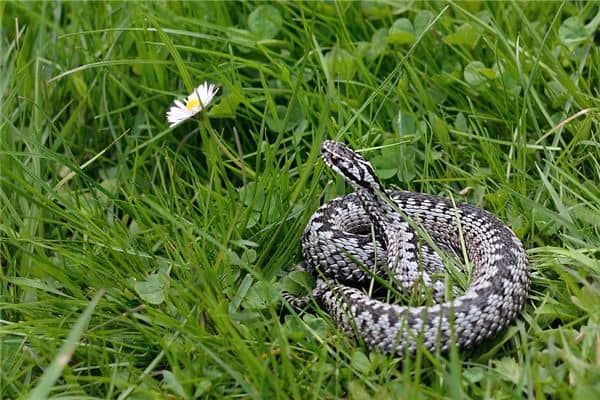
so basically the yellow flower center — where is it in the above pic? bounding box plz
[186,99,200,111]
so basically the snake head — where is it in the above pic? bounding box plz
[321,140,381,191]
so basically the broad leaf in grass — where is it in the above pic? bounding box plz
[265,101,305,133]
[414,10,434,37]
[371,142,417,183]
[248,5,283,40]
[444,22,480,47]
[558,16,592,46]
[464,61,496,88]
[323,47,356,80]
[134,266,170,305]
[366,28,388,61]
[388,18,414,44]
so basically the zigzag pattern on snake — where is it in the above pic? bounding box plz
[286,140,529,354]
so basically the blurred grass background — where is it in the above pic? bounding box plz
[1,1,600,398]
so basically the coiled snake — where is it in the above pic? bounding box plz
[286,141,529,354]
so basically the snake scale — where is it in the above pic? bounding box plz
[286,140,529,354]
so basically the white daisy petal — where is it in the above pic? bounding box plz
[165,81,219,127]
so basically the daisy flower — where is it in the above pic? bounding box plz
[166,81,219,127]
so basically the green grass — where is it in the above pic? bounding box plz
[1,1,600,398]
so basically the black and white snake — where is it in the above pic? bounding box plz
[286,140,529,354]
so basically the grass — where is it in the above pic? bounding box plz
[1,1,600,398]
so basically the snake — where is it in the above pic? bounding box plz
[286,140,529,354]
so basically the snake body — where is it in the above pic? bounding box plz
[292,141,529,354]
